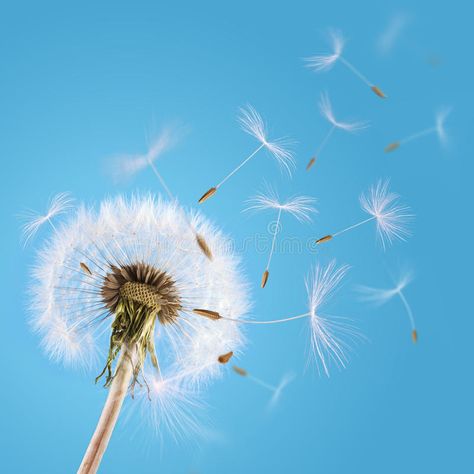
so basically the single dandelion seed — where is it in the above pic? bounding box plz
[218,351,234,364]
[194,261,360,376]
[306,92,368,170]
[245,185,317,288]
[28,195,250,471]
[109,126,214,260]
[198,105,295,203]
[232,365,295,409]
[385,107,452,153]
[376,12,411,56]
[357,268,417,343]
[305,29,387,98]
[315,179,413,250]
[20,192,74,246]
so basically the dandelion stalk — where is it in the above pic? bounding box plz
[78,346,135,474]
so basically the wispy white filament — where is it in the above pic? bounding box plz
[20,192,75,246]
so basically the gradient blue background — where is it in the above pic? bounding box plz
[1,1,471,473]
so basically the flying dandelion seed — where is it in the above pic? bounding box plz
[108,126,214,260]
[305,29,387,98]
[385,107,452,153]
[376,12,411,56]
[20,192,75,246]
[306,92,368,170]
[28,195,250,472]
[245,185,317,288]
[193,261,361,376]
[198,105,295,204]
[315,179,413,250]
[232,365,295,409]
[357,268,417,343]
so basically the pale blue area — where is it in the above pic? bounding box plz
[0,1,472,473]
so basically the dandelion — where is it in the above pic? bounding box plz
[315,179,413,249]
[385,107,452,153]
[376,12,411,56]
[198,105,295,204]
[193,261,361,376]
[232,365,295,409]
[306,92,368,170]
[305,29,387,98]
[357,268,417,343]
[108,126,214,260]
[245,185,317,288]
[28,195,249,471]
[20,192,74,245]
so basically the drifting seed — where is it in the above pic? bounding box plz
[192,308,221,320]
[233,366,248,377]
[196,234,213,260]
[384,142,400,153]
[261,270,269,288]
[316,234,333,244]
[306,157,316,171]
[411,329,418,343]
[218,351,234,364]
[80,262,92,276]
[371,85,387,98]
[198,187,217,204]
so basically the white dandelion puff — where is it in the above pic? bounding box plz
[232,365,295,410]
[307,93,368,170]
[20,192,75,246]
[385,107,452,152]
[305,29,345,71]
[357,268,417,342]
[245,185,317,287]
[29,194,250,470]
[198,105,295,204]
[315,179,413,250]
[305,29,387,98]
[204,261,360,377]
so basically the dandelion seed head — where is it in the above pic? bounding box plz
[245,185,317,223]
[238,105,296,176]
[319,92,369,132]
[304,29,345,72]
[306,261,358,377]
[29,194,249,434]
[360,180,413,249]
[20,192,75,246]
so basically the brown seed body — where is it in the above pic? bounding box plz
[412,329,418,343]
[306,157,316,171]
[192,308,222,320]
[80,262,93,276]
[218,351,234,364]
[371,85,387,98]
[316,234,333,245]
[261,270,269,288]
[196,234,213,260]
[198,187,217,204]
[233,366,248,377]
[384,142,400,153]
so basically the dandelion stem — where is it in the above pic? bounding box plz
[266,208,282,271]
[332,216,375,238]
[216,143,265,188]
[221,312,310,325]
[78,346,134,474]
[316,125,336,157]
[398,290,416,331]
[147,159,175,202]
[339,56,372,87]
[399,127,436,145]
[248,374,277,392]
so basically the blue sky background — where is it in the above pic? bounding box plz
[0,1,472,473]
